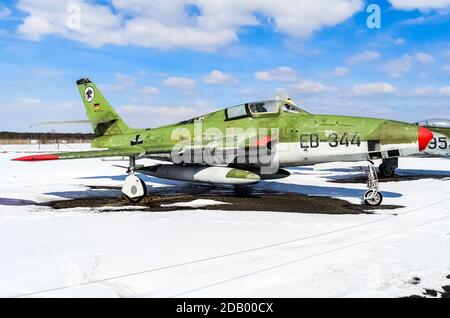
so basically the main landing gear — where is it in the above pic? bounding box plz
[378,157,398,178]
[121,156,147,203]
[363,161,383,206]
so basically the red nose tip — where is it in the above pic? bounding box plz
[418,127,433,151]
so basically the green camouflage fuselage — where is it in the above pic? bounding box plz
[90,100,421,166]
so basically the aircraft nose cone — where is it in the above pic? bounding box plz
[418,127,433,151]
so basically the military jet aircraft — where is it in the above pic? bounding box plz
[13,78,434,206]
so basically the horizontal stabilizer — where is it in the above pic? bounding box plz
[29,119,116,128]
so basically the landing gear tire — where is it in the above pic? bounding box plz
[378,158,398,178]
[128,178,147,203]
[363,189,383,206]
[378,163,395,178]
[122,174,147,204]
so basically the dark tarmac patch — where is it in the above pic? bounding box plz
[407,285,450,298]
[405,275,450,298]
[40,189,402,214]
[332,173,450,184]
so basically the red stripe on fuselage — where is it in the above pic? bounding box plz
[256,136,272,147]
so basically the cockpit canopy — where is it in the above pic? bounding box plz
[416,119,450,129]
[225,99,307,120]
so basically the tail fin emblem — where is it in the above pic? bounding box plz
[84,87,95,102]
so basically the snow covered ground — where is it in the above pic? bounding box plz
[0,145,449,298]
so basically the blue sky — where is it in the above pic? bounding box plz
[0,0,449,132]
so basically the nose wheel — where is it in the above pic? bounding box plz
[363,161,383,206]
[363,189,383,206]
[121,156,147,203]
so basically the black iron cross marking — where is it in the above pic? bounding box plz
[131,134,143,146]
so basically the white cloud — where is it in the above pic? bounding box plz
[390,85,450,97]
[415,52,434,64]
[204,70,234,84]
[443,64,450,75]
[120,104,206,126]
[401,16,427,25]
[331,66,350,77]
[100,74,136,92]
[163,76,196,89]
[383,53,434,77]
[14,97,41,107]
[292,80,328,94]
[383,55,413,77]
[0,5,11,19]
[16,0,364,51]
[274,88,291,100]
[439,86,450,95]
[394,38,406,45]
[121,105,199,117]
[255,66,299,82]
[389,0,450,10]
[8,97,75,110]
[352,82,398,95]
[347,50,381,64]
[409,86,437,96]
[140,86,160,95]
[99,74,161,95]
[30,67,63,78]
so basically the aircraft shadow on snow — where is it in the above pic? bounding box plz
[53,172,403,200]
[259,181,402,199]
[44,165,450,201]
[46,163,450,199]
[36,167,450,201]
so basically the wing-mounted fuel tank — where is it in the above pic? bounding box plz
[137,165,261,185]
[227,164,291,180]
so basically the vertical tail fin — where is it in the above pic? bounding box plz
[76,78,130,137]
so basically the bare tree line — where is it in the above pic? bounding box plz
[0,132,94,144]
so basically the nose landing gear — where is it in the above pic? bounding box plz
[121,156,147,203]
[363,161,383,206]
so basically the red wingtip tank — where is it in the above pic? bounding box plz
[12,154,60,161]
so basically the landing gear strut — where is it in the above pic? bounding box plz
[121,156,147,203]
[378,157,398,178]
[363,161,383,206]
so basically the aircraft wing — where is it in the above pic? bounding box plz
[143,134,274,163]
[12,147,145,161]
[11,134,274,162]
